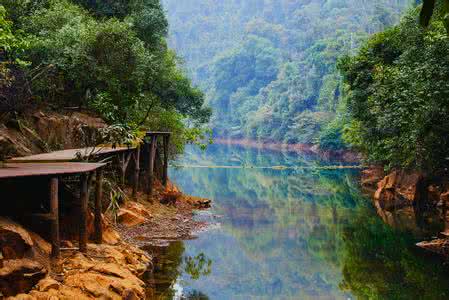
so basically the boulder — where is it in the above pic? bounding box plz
[35,277,60,292]
[0,218,34,259]
[125,202,152,219]
[62,249,146,299]
[0,259,47,297]
[374,170,423,210]
[86,243,150,276]
[117,209,147,227]
[103,225,121,245]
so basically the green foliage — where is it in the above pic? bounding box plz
[340,8,449,170]
[318,119,348,150]
[2,0,211,154]
[163,0,412,145]
[340,206,449,299]
[0,5,32,116]
[419,0,449,31]
[183,253,212,280]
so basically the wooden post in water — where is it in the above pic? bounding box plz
[79,174,89,252]
[94,169,103,244]
[132,146,140,198]
[50,177,60,258]
[147,135,157,197]
[162,134,171,187]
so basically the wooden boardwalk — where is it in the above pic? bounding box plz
[8,146,134,163]
[0,131,172,259]
[0,162,105,178]
[0,162,106,258]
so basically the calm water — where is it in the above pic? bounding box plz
[152,144,449,299]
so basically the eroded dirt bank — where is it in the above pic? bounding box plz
[0,109,106,159]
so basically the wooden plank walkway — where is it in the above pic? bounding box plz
[0,162,106,258]
[0,131,173,258]
[8,147,134,163]
[0,162,105,178]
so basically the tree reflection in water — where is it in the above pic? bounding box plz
[143,242,212,299]
[153,144,449,299]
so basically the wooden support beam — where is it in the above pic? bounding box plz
[50,177,60,258]
[162,134,170,187]
[147,135,157,197]
[132,146,140,198]
[94,169,103,244]
[79,174,89,253]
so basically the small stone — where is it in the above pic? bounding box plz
[117,209,146,227]
[36,277,60,292]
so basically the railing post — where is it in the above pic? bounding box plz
[133,146,140,198]
[94,169,103,244]
[147,135,157,197]
[50,177,60,258]
[79,173,89,252]
[162,134,170,187]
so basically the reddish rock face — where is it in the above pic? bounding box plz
[373,170,424,211]
[361,167,385,188]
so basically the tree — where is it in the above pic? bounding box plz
[339,8,449,171]
[2,0,211,153]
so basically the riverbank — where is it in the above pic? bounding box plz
[3,180,211,299]
[213,138,361,163]
[0,109,213,298]
[361,167,449,257]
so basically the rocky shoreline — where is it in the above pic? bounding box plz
[1,182,211,299]
[361,167,449,257]
[0,109,212,299]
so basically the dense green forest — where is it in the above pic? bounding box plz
[0,0,210,152]
[162,0,414,146]
[340,3,449,171]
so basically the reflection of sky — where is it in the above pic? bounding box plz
[169,145,361,299]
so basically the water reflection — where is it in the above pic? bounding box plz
[152,144,449,299]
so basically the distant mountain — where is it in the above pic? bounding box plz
[162,0,413,144]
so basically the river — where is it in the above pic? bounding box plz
[151,144,449,299]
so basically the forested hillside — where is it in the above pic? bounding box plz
[162,0,413,146]
[1,0,210,154]
[340,3,449,171]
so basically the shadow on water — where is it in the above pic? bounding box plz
[145,144,449,299]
